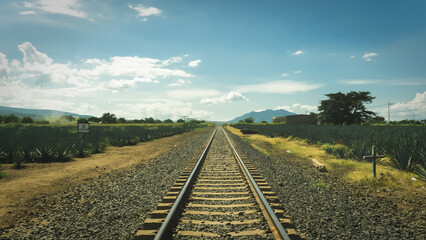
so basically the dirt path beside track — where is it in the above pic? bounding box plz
[0,130,205,229]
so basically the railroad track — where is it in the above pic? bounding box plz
[135,127,303,239]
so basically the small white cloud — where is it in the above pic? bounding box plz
[292,103,317,112]
[188,59,202,68]
[350,56,355,59]
[275,103,317,113]
[237,80,321,94]
[19,11,36,15]
[362,52,378,61]
[341,79,381,85]
[23,0,88,18]
[281,73,288,78]
[201,92,248,105]
[129,4,162,18]
[342,79,425,86]
[168,79,191,87]
[291,50,303,56]
[293,70,302,74]
[162,57,182,66]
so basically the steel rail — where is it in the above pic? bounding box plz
[154,127,217,240]
[222,127,291,240]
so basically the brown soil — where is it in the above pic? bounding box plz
[0,130,204,229]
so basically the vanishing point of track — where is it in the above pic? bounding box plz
[135,127,302,239]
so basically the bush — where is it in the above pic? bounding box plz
[35,120,50,124]
[21,116,34,124]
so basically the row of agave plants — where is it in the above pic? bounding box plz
[0,124,205,169]
[231,124,426,180]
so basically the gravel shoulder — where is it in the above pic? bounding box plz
[226,128,425,240]
[0,127,214,239]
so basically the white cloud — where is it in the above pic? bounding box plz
[0,80,75,110]
[168,79,191,87]
[162,57,182,66]
[129,4,162,18]
[188,59,202,68]
[19,11,36,15]
[105,79,137,90]
[390,91,426,120]
[23,0,87,18]
[362,52,378,61]
[75,103,96,115]
[84,56,192,79]
[350,56,356,59]
[275,103,317,113]
[293,70,302,74]
[0,42,197,114]
[341,79,382,85]
[166,89,220,100]
[342,79,425,86]
[201,92,248,105]
[291,50,303,56]
[281,73,288,78]
[0,53,9,81]
[116,100,210,120]
[237,80,322,94]
[105,77,160,92]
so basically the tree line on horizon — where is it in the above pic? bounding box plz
[0,112,205,125]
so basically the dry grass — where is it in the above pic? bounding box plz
[226,126,424,190]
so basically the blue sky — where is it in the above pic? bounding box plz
[0,0,425,121]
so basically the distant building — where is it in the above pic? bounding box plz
[273,114,317,124]
[272,116,286,123]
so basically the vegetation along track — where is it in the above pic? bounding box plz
[136,127,303,239]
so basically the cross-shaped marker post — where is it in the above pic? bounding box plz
[363,146,384,178]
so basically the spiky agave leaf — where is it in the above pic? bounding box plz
[334,146,349,159]
[350,141,371,161]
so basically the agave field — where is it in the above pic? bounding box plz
[0,123,206,169]
[231,123,426,180]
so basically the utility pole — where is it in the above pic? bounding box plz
[387,102,393,123]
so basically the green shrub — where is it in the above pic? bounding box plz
[334,146,349,159]
[323,146,334,155]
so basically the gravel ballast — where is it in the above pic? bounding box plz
[0,128,213,240]
[226,129,425,240]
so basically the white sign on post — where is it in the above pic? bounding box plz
[77,123,90,134]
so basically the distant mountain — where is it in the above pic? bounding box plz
[0,106,93,120]
[228,109,296,123]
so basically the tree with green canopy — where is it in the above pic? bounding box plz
[101,113,117,123]
[318,91,376,125]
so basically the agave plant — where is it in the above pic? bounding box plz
[322,146,334,155]
[12,150,25,169]
[35,143,54,163]
[350,142,371,161]
[74,134,87,158]
[53,141,74,162]
[333,146,349,159]
[383,136,417,171]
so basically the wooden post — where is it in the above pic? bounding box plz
[363,146,384,178]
